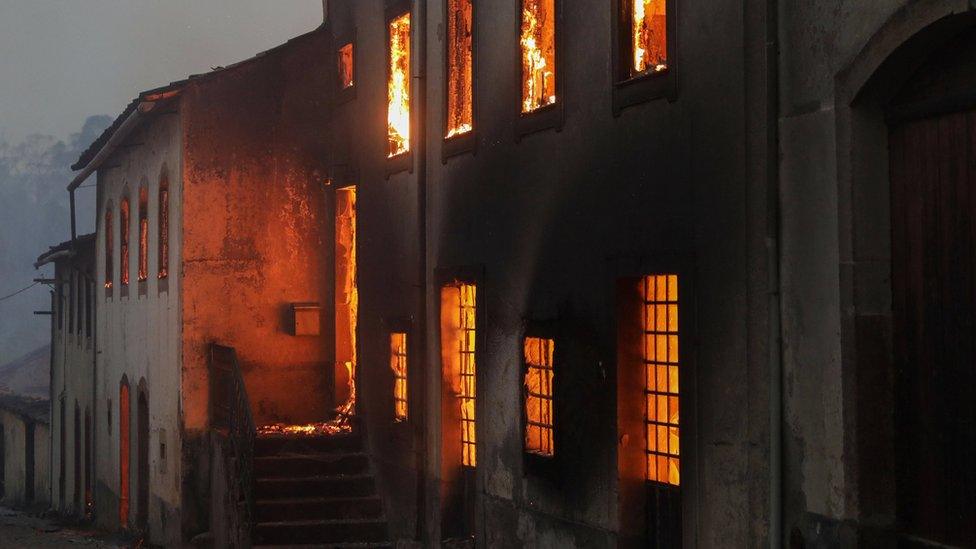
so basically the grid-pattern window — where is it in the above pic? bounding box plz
[446,0,473,137]
[120,197,130,286]
[339,43,354,89]
[458,283,477,467]
[104,208,113,289]
[388,13,411,157]
[628,0,667,77]
[391,332,408,421]
[524,337,554,457]
[158,178,169,279]
[520,0,556,112]
[643,274,679,485]
[138,187,148,282]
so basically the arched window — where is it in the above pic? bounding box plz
[137,186,148,282]
[120,196,130,287]
[119,378,130,527]
[104,206,113,289]
[158,171,169,280]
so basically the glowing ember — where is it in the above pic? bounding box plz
[445,0,473,138]
[632,0,668,75]
[388,14,411,157]
[520,0,556,113]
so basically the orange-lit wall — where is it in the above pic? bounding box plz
[180,29,335,430]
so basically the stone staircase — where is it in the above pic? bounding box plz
[251,430,391,548]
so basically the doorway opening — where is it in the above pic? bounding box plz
[137,387,149,531]
[119,379,130,527]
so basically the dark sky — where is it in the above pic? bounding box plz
[0,0,322,142]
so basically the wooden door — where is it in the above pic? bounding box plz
[889,109,976,546]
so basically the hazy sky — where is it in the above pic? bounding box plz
[0,0,322,143]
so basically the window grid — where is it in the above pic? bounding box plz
[458,283,477,468]
[643,274,680,486]
[391,332,408,421]
[524,337,554,457]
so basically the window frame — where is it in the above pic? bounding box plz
[442,0,478,161]
[157,168,170,293]
[610,0,678,114]
[104,202,114,298]
[119,190,131,298]
[386,316,413,424]
[520,320,561,481]
[336,32,357,105]
[137,184,149,294]
[385,2,414,176]
[515,0,564,139]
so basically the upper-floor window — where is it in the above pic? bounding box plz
[158,175,169,280]
[138,186,148,282]
[628,0,668,77]
[520,0,557,113]
[339,43,355,89]
[388,13,411,157]
[104,207,114,289]
[445,0,473,138]
[119,196,130,287]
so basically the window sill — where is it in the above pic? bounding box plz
[158,276,169,295]
[442,131,476,162]
[386,150,413,177]
[612,68,676,115]
[516,103,563,141]
[336,85,356,106]
[120,285,129,299]
[138,279,147,297]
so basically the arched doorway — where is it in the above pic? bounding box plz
[136,386,149,531]
[119,378,130,528]
[886,27,976,547]
[74,402,81,513]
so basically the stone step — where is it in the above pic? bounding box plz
[255,474,375,500]
[253,518,388,546]
[254,496,383,522]
[255,452,370,478]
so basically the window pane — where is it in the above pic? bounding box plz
[388,14,411,157]
[520,0,556,112]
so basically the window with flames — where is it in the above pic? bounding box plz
[458,283,477,467]
[138,187,148,282]
[524,336,554,457]
[446,0,473,138]
[628,0,668,77]
[158,178,169,280]
[104,208,113,289]
[643,274,679,485]
[388,14,411,157]
[520,0,557,113]
[120,197,130,286]
[391,332,408,421]
[339,43,354,89]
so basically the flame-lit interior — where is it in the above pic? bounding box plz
[120,197,130,286]
[446,0,473,138]
[104,209,113,288]
[524,337,554,457]
[631,0,667,76]
[441,282,478,468]
[158,182,169,279]
[138,186,148,282]
[391,332,408,421]
[339,43,354,89]
[643,274,680,485]
[520,0,557,113]
[388,14,411,157]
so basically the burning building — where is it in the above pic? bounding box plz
[36,0,976,547]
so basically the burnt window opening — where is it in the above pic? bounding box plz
[445,0,473,138]
[643,275,680,485]
[339,43,355,89]
[119,379,130,527]
[120,196,130,287]
[524,336,554,457]
[138,186,148,282]
[520,0,557,113]
[85,279,92,338]
[158,176,169,280]
[391,332,408,421]
[388,13,411,157]
[335,187,358,417]
[104,207,114,289]
[68,273,75,335]
[456,283,477,467]
[627,0,667,78]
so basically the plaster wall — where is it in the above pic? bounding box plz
[0,412,49,509]
[94,112,183,546]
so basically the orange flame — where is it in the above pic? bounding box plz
[632,0,668,75]
[257,361,356,437]
[445,0,473,138]
[388,14,411,157]
[520,0,556,113]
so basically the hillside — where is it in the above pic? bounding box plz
[0,344,49,398]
